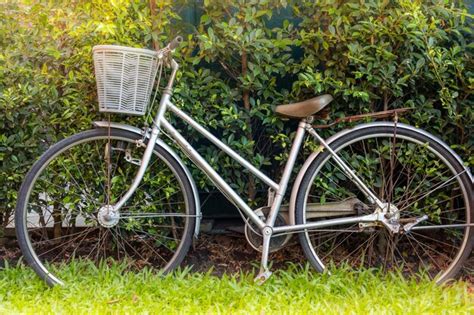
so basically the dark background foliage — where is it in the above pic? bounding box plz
[1,0,472,232]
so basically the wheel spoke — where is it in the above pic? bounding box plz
[19,130,194,285]
[300,127,471,282]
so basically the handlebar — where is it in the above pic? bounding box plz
[156,36,183,60]
[168,36,183,50]
[156,36,182,73]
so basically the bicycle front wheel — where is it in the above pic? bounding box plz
[295,124,473,283]
[15,128,196,286]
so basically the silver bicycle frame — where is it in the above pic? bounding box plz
[112,58,386,234]
[98,53,472,282]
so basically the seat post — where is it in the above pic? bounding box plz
[256,117,309,284]
[265,118,308,228]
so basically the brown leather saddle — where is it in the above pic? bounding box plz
[275,94,333,119]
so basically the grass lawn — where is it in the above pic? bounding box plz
[0,262,472,314]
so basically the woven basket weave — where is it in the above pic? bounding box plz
[92,45,159,116]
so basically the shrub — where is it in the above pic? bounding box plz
[0,0,472,231]
[0,0,174,227]
[293,0,473,155]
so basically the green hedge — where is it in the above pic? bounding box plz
[1,0,472,229]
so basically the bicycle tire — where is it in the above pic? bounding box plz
[15,128,196,286]
[295,125,473,283]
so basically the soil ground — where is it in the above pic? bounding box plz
[0,231,305,274]
[1,231,472,283]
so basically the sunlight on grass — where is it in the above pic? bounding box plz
[0,261,472,314]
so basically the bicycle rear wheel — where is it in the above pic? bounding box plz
[15,128,196,286]
[295,124,473,283]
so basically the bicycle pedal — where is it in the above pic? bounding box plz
[254,270,272,285]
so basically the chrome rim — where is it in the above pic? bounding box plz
[303,131,471,282]
[21,133,191,284]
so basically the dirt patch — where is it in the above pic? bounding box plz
[183,233,305,276]
[0,237,21,268]
[1,233,472,284]
[0,232,305,273]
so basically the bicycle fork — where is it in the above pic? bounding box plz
[110,95,170,213]
[110,60,179,213]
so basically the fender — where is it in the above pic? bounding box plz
[288,122,473,225]
[93,121,201,237]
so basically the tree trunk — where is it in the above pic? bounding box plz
[149,0,161,50]
[53,202,62,240]
[241,49,256,201]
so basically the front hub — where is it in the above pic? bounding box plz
[97,205,120,228]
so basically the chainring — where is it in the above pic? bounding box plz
[244,207,292,253]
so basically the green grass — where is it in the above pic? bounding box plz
[0,262,472,314]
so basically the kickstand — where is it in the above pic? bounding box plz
[254,227,273,285]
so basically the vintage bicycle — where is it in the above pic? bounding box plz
[15,37,473,286]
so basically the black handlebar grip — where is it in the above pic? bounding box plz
[168,36,183,50]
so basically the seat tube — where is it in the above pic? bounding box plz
[266,119,307,227]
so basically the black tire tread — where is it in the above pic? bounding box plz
[295,125,473,282]
[15,128,196,286]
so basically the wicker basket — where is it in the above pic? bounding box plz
[92,45,159,116]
